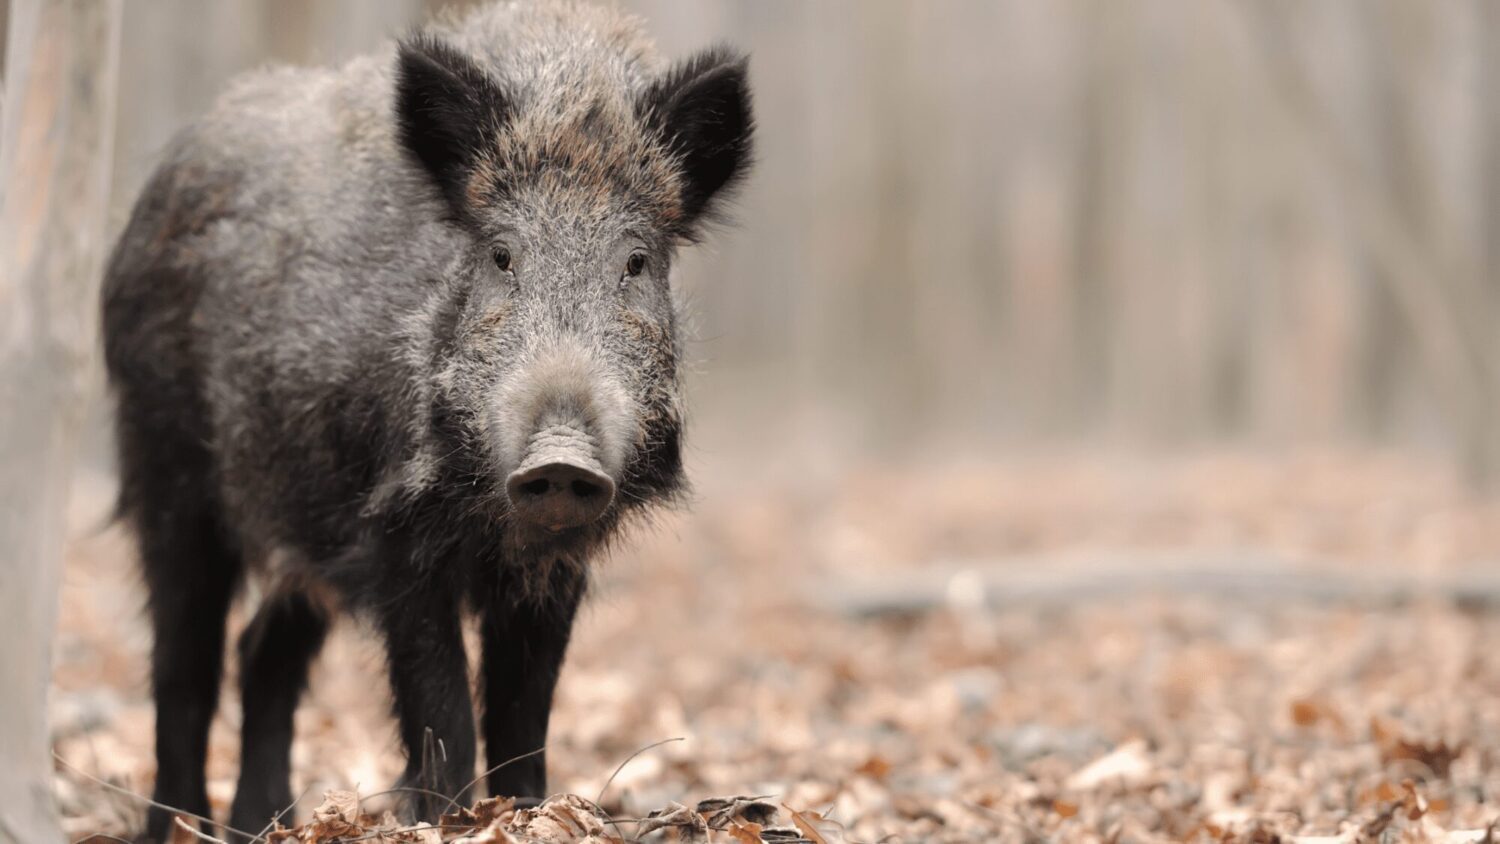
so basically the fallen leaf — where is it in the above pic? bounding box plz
[854,755,892,782]
[784,807,830,844]
[636,801,706,838]
[513,794,610,842]
[1290,699,1322,727]
[1400,780,1427,821]
[1383,737,1463,779]
[727,818,764,844]
[693,796,780,831]
[311,789,361,826]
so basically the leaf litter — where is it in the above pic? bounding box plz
[50,452,1500,842]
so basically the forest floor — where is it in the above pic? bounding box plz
[51,449,1500,843]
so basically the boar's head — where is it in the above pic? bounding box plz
[393,33,752,550]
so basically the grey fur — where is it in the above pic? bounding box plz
[107,0,752,588]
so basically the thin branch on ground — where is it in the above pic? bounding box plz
[255,783,312,840]
[53,752,263,843]
[175,816,230,844]
[358,784,465,813]
[596,736,684,806]
[455,744,549,804]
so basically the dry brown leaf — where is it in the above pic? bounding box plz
[783,807,830,844]
[473,796,518,828]
[387,823,443,844]
[1290,698,1322,727]
[513,794,611,842]
[1384,738,1463,779]
[311,789,361,826]
[1400,780,1428,821]
[1288,698,1349,738]
[441,797,525,843]
[727,819,764,844]
[636,802,706,839]
[442,806,480,829]
[697,796,780,829]
[854,755,892,782]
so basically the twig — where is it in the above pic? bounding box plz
[71,836,134,844]
[359,784,467,813]
[455,744,549,804]
[596,737,684,805]
[84,730,137,834]
[255,783,312,840]
[175,816,230,844]
[53,752,263,843]
[559,792,637,843]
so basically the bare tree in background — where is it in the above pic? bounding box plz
[0,1,121,841]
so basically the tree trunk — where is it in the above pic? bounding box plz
[0,1,122,841]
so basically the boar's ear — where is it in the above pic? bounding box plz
[395,35,509,211]
[641,47,754,234]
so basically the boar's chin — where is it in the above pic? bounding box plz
[501,508,618,561]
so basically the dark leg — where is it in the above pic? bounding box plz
[138,504,240,842]
[380,582,477,821]
[480,569,585,799]
[227,591,329,837]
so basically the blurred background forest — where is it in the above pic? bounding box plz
[50,0,1500,481]
[18,2,1500,841]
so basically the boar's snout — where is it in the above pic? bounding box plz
[504,424,616,531]
[491,342,634,530]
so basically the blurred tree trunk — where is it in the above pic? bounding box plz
[1247,0,1498,486]
[1483,1,1500,392]
[1073,0,1127,433]
[0,1,121,841]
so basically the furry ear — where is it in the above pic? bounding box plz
[640,47,755,233]
[395,36,509,211]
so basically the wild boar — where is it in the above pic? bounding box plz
[100,2,753,838]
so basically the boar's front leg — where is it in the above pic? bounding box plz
[228,591,330,837]
[379,578,477,821]
[480,567,586,800]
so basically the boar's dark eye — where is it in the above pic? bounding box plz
[493,247,513,272]
[623,251,647,279]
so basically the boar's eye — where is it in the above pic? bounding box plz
[493,246,513,272]
[623,251,647,281]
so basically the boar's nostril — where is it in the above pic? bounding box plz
[505,459,615,530]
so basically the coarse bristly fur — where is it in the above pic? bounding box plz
[99,2,753,840]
